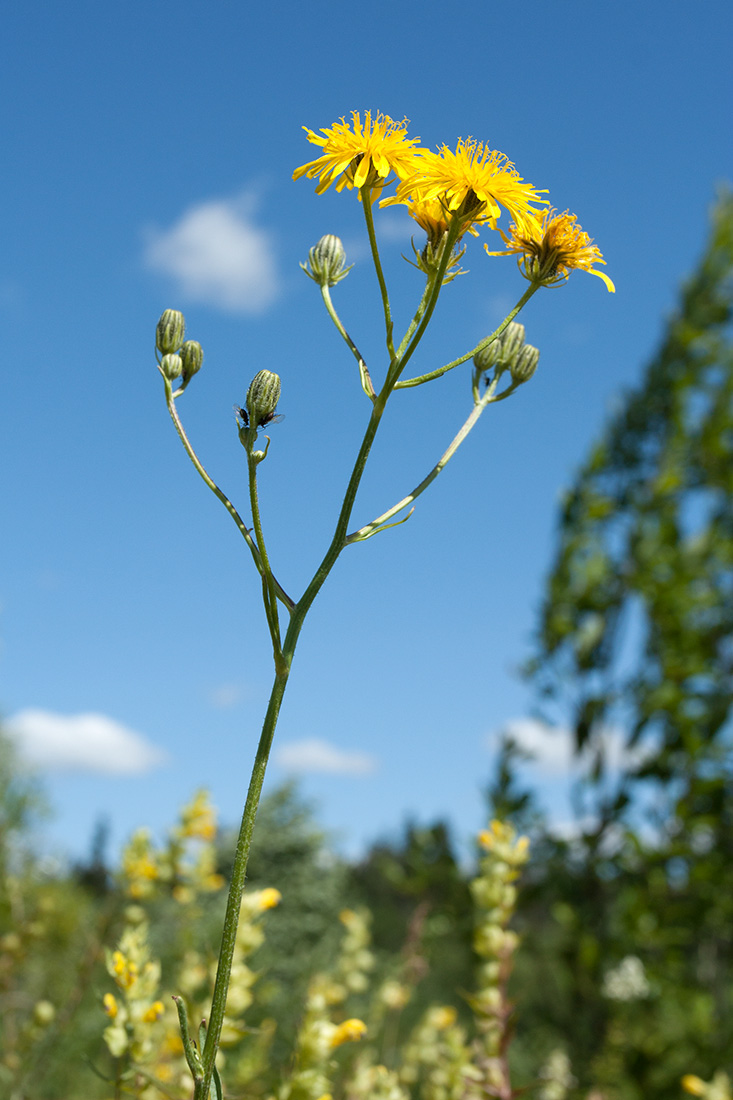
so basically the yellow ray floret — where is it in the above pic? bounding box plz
[487,208,615,292]
[293,111,424,196]
[389,138,546,233]
[330,1018,368,1047]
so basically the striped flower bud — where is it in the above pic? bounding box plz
[496,322,526,369]
[301,234,353,287]
[156,309,186,355]
[246,370,281,429]
[510,343,540,384]
[473,322,526,376]
[180,340,204,384]
[160,353,183,381]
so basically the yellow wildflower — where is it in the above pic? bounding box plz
[121,828,159,898]
[330,1018,367,1047]
[293,111,424,198]
[486,207,615,292]
[401,195,481,252]
[112,950,138,989]
[681,1077,707,1096]
[430,1005,457,1030]
[257,887,282,910]
[390,138,546,234]
[179,790,217,841]
[142,1000,165,1023]
[103,992,118,1018]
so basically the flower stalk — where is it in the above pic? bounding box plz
[153,109,613,1099]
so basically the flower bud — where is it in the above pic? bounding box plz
[496,322,526,369]
[301,234,353,287]
[160,353,183,381]
[33,1000,56,1026]
[510,343,540,384]
[246,369,281,429]
[473,322,526,376]
[472,337,500,373]
[180,340,204,384]
[476,987,503,1013]
[156,309,186,355]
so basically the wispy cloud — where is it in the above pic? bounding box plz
[7,709,167,776]
[143,192,279,314]
[496,716,648,776]
[275,738,377,776]
[208,682,245,710]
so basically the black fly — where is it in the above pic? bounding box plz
[234,406,285,430]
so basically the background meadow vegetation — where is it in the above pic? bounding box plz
[2,195,732,1100]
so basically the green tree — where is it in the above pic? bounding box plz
[530,190,733,824]
[519,191,733,1098]
[348,820,474,1031]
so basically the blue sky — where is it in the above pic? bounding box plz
[2,0,732,863]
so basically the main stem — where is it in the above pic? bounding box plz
[199,666,290,1096]
[195,215,491,1098]
[199,389,392,1098]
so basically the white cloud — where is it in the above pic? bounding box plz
[275,738,377,776]
[496,717,649,776]
[208,683,245,710]
[143,193,278,314]
[6,709,167,776]
[501,717,576,775]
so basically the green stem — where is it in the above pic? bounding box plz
[245,435,283,665]
[362,186,395,357]
[395,283,539,388]
[320,285,376,399]
[197,389,395,1099]
[346,372,505,544]
[387,218,464,385]
[199,666,290,1097]
[163,378,295,613]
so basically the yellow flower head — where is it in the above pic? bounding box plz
[330,1018,367,1048]
[487,208,615,292]
[179,790,217,841]
[142,1000,165,1023]
[293,111,424,199]
[681,1077,707,1097]
[112,950,139,989]
[257,887,282,911]
[103,992,118,1018]
[401,195,483,253]
[391,138,546,234]
[430,1005,458,1030]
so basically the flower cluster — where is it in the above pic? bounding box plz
[119,789,225,902]
[345,1058,408,1100]
[281,909,372,1100]
[601,954,651,1001]
[103,887,282,1098]
[538,1049,577,1100]
[103,917,166,1075]
[469,821,530,1096]
[682,1072,732,1100]
[294,110,613,291]
[399,1005,480,1100]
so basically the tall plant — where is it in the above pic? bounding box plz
[153,110,614,1098]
